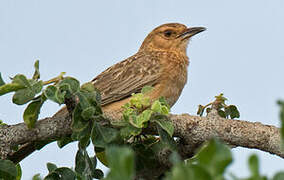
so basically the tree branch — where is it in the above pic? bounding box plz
[169,112,282,158]
[0,109,282,163]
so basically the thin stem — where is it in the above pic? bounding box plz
[43,72,66,85]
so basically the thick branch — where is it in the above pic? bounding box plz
[0,110,282,162]
[0,114,72,160]
[169,113,282,158]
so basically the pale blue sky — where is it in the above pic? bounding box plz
[1,0,284,179]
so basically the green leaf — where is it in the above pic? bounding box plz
[151,100,170,115]
[248,154,260,177]
[75,148,100,179]
[164,163,212,180]
[169,151,181,165]
[130,109,152,128]
[75,149,86,174]
[80,92,102,116]
[159,96,170,109]
[156,125,176,151]
[105,146,135,180]
[15,164,21,180]
[44,173,60,180]
[76,91,91,110]
[273,172,284,180]
[45,167,76,180]
[122,105,134,122]
[47,163,57,173]
[84,150,97,178]
[77,125,92,149]
[23,96,46,129]
[81,106,95,120]
[58,83,71,96]
[193,139,232,178]
[81,83,102,107]
[72,128,91,148]
[90,156,97,169]
[44,85,65,104]
[95,147,108,167]
[154,117,174,137]
[141,85,153,94]
[81,82,95,92]
[0,74,32,97]
[161,105,170,115]
[0,159,17,180]
[58,77,80,94]
[91,122,118,148]
[215,93,227,103]
[225,105,240,119]
[12,74,30,87]
[141,97,151,107]
[57,136,74,148]
[43,85,57,101]
[0,119,6,126]
[13,81,43,105]
[120,125,142,138]
[32,174,42,180]
[71,105,89,132]
[0,83,25,96]
[33,60,40,80]
[130,93,143,109]
[31,80,44,93]
[151,100,162,113]
[0,72,5,86]
[93,169,104,179]
[218,110,226,118]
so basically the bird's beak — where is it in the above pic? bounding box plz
[179,27,206,39]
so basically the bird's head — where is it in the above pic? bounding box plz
[139,23,205,54]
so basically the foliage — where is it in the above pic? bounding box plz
[0,61,105,179]
[0,160,21,180]
[119,86,173,138]
[0,61,284,180]
[42,147,103,180]
[197,93,240,119]
[164,139,231,180]
[104,146,135,180]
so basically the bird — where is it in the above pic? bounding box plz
[55,23,206,120]
[10,23,205,163]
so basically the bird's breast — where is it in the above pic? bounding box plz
[156,53,188,107]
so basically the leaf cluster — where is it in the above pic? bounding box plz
[41,147,103,180]
[103,139,284,180]
[0,60,66,128]
[197,93,240,119]
[119,86,173,139]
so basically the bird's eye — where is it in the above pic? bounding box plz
[164,30,173,37]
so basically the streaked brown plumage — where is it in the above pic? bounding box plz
[55,23,205,119]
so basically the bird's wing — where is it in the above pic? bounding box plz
[92,52,161,106]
